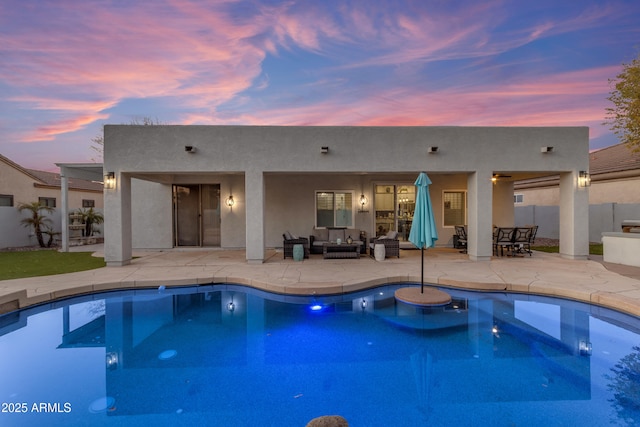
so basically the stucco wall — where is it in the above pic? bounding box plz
[103,125,590,262]
[516,176,640,207]
[588,178,640,204]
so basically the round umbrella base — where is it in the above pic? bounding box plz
[395,287,452,307]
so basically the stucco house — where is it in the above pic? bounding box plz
[94,125,590,266]
[0,154,103,249]
[515,142,640,242]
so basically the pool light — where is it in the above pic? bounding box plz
[310,304,323,311]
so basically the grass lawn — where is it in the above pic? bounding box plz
[531,243,603,255]
[0,250,105,280]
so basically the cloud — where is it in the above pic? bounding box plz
[0,0,636,166]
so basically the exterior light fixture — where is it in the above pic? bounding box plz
[578,171,591,188]
[579,340,592,356]
[541,146,553,153]
[226,195,235,208]
[428,146,438,153]
[106,352,119,370]
[104,172,116,190]
[321,146,329,154]
[358,194,369,213]
[185,145,196,153]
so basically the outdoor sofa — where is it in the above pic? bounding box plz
[309,227,365,254]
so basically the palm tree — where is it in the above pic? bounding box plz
[17,202,55,247]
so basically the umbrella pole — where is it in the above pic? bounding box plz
[421,247,424,293]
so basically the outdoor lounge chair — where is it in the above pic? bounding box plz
[282,233,309,259]
[454,225,467,253]
[369,231,400,258]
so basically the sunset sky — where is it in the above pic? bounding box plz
[1,0,639,171]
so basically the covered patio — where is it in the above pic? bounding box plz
[98,125,590,266]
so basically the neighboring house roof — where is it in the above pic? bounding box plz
[0,153,103,192]
[515,142,640,189]
[589,142,640,176]
[0,153,46,184]
[26,168,103,192]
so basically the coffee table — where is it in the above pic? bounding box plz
[322,242,360,259]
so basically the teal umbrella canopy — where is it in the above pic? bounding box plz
[409,172,438,250]
[408,172,438,293]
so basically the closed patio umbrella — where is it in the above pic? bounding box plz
[408,172,438,293]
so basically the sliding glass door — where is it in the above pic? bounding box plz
[173,184,220,247]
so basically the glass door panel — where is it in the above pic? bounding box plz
[374,185,395,238]
[201,184,221,246]
[174,185,199,246]
[397,185,415,242]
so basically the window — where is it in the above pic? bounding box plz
[38,197,56,208]
[443,191,466,227]
[82,199,95,208]
[315,191,353,228]
[0,194,13,207]
[514,194,524,204]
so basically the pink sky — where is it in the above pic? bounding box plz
[1,0,638,171]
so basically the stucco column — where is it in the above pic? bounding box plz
[559,172,589,259]
[60,173,69,252]
[467,170,493,261]
[104,172,132,266]
[245,169,265,263]
[492,180,514,227]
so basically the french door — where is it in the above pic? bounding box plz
[373,184,415,241]
[173,184,221,247]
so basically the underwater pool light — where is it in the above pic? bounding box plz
[310,304,323,311]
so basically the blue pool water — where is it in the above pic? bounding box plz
[1,283,639,426]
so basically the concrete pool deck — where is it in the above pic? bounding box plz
[1,246,640,317]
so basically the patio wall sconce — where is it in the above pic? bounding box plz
[578,171,591,187]
[225,195,235,208]
[540,146,554,153]
[104,172,116,190]
[321,146,329,154]
[185,145,197,153]
[428,146,438,154]
[358,194,369,213]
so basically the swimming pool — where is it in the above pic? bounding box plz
[1,283,639,426]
